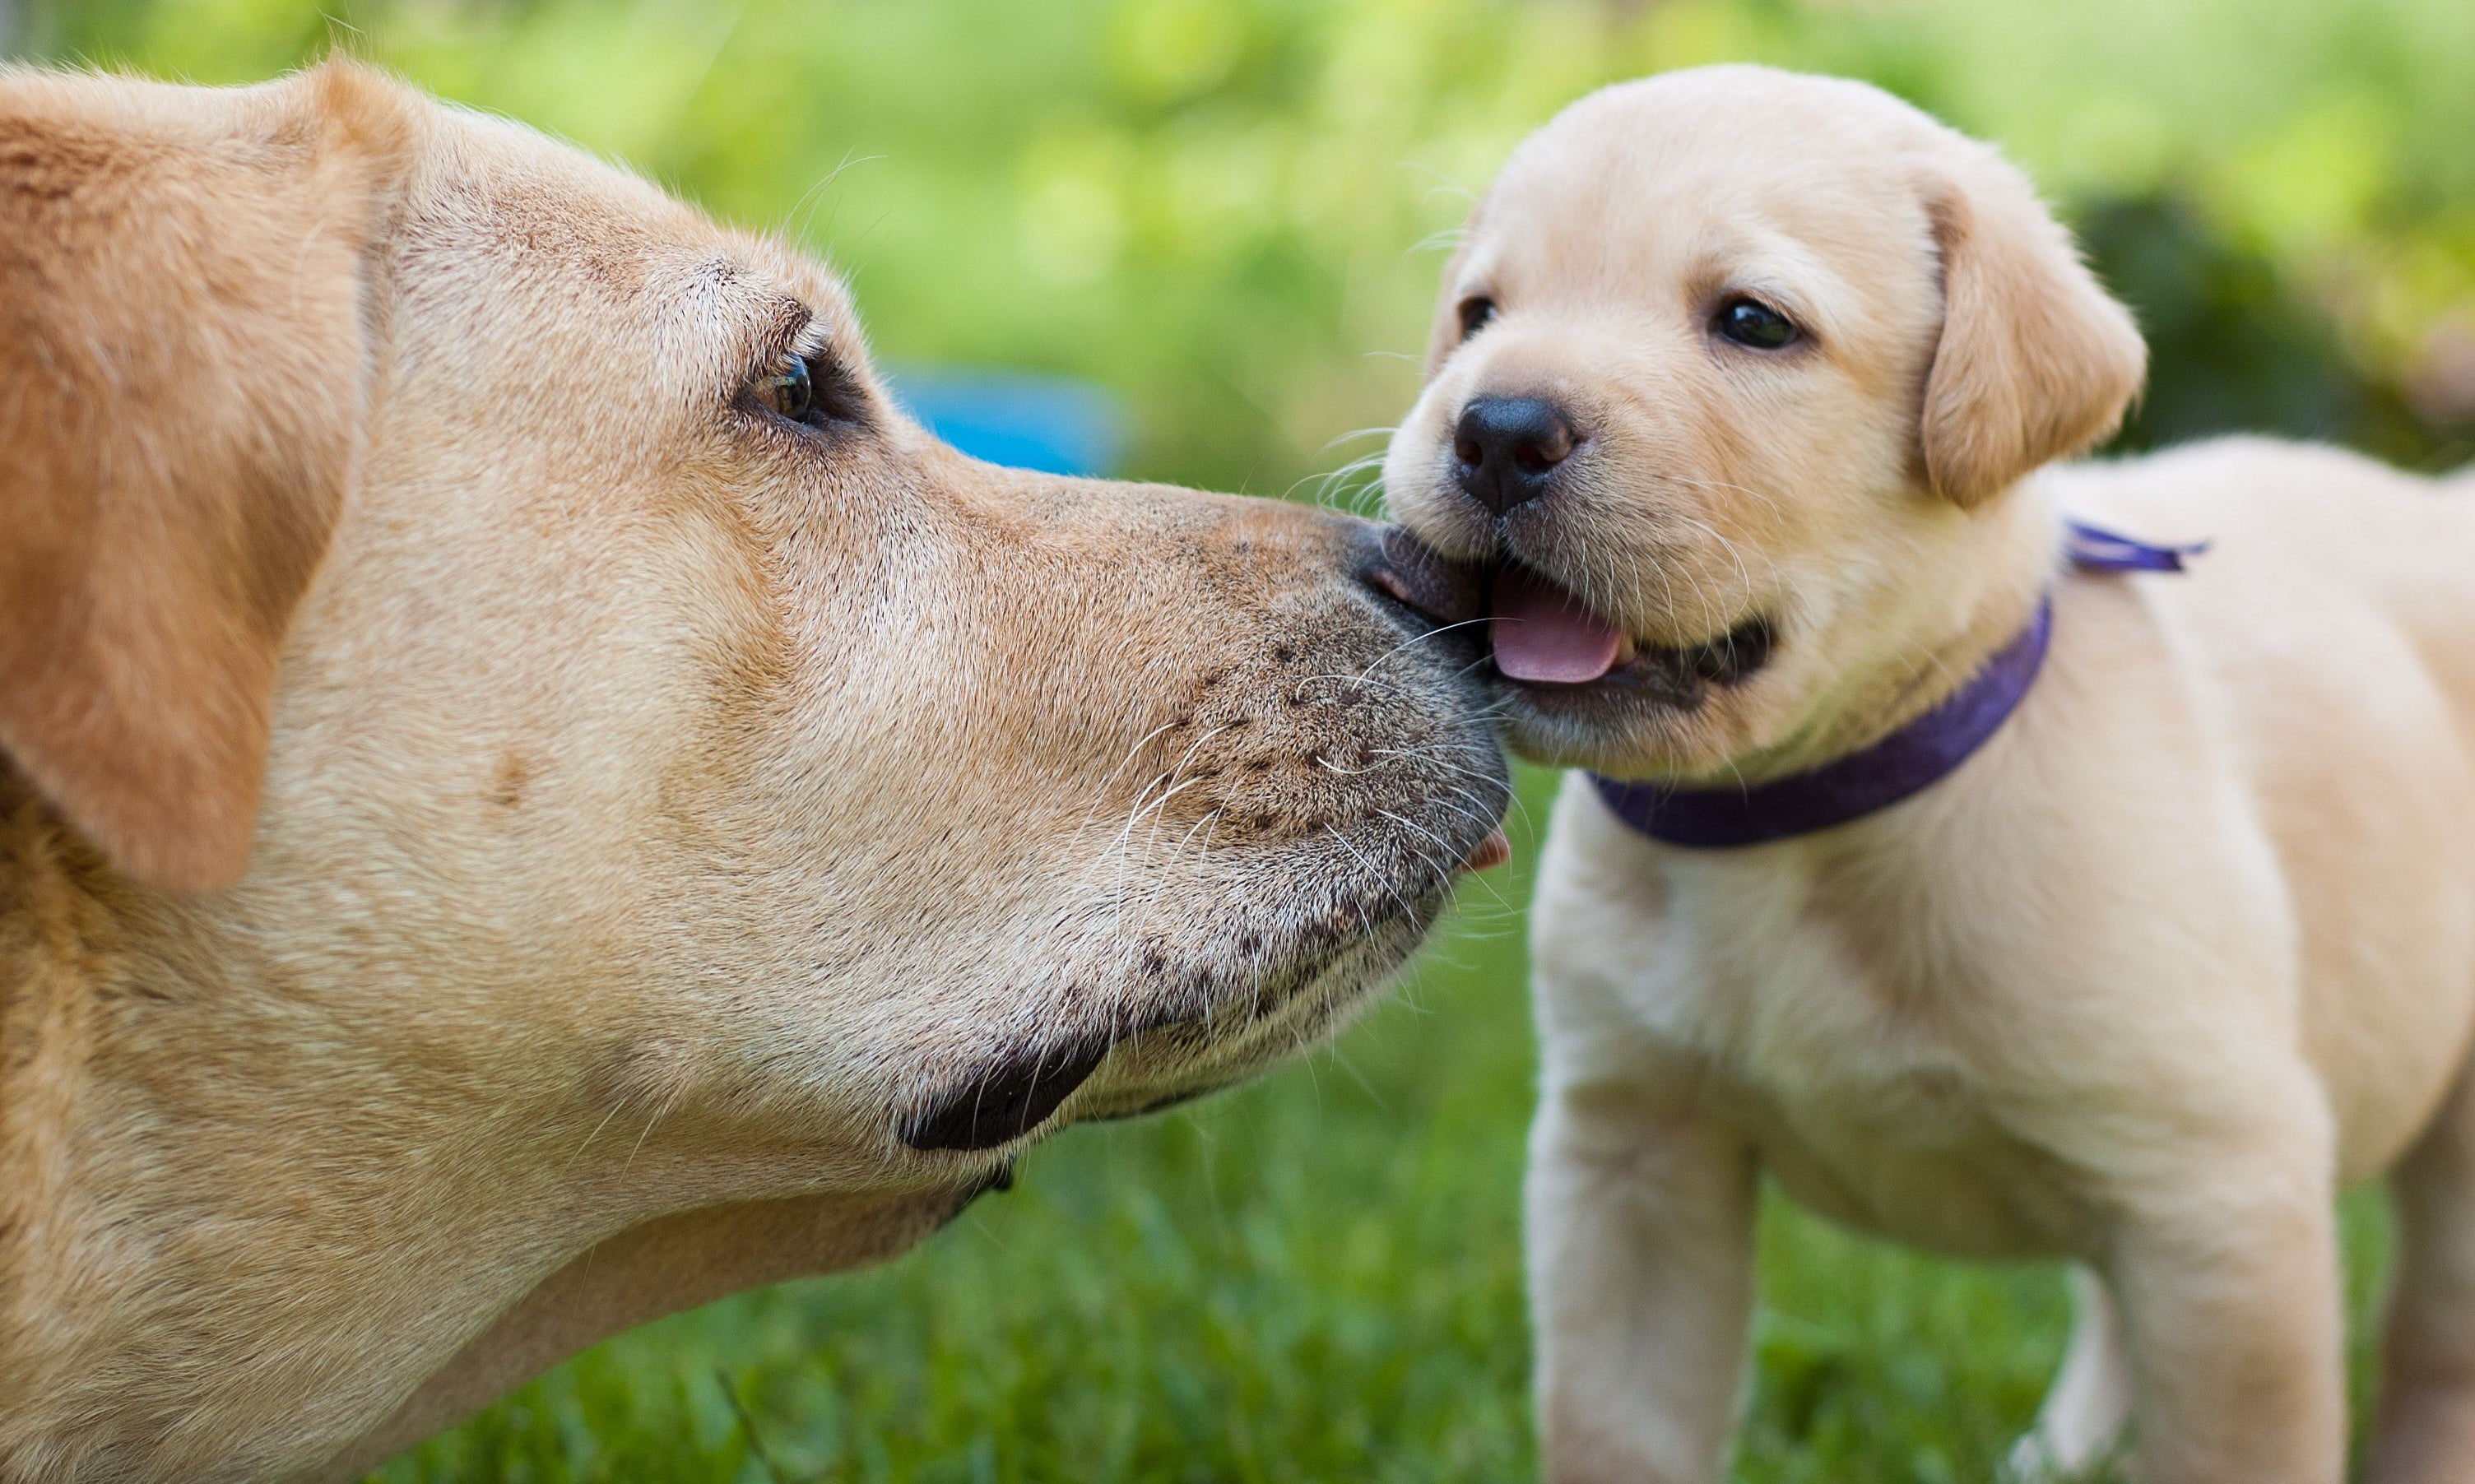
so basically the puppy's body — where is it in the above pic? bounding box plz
[1546,443,2475,1251]
[1386,67,2475,1484]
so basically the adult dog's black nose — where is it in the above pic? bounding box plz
[1451,396,1575,517]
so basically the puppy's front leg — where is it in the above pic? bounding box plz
[2106,1144,2347,1484]
[1528,1080,1757,1484]
[2366,1061,2475,1483]
[2008,1265,2134,1480]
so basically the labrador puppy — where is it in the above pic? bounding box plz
[0,63,1510,1482]
[1385,63,2475,1484]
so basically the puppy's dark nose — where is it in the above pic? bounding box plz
[1452,397,1575,517]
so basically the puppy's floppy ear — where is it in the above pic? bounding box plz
[0,61,409,893]
[1918,152,2146,507]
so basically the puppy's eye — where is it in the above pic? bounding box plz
[751,355,815,420]
[1716,296,1799,350]
[1456,296,1498,341]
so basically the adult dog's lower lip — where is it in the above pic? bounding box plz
[1461,827,1511,871]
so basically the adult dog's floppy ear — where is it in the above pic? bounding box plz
[0,62,406,893]
[1918,151,2147,507]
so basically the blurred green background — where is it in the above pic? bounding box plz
[16,0,2473,495]
[10,1,2469,1478]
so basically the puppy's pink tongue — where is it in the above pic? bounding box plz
[1491,568,1623,684]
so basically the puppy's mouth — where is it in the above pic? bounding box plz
[1488,563,1772,701]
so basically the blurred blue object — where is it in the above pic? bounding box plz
[886,365,1126,478]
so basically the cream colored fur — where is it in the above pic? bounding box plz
[0,63,1507,1482]
[1386,65,2475,1484]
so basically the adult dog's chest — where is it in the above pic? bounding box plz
[1544,834,2102,1259]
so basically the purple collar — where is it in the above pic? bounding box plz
[1589,520,2203,849]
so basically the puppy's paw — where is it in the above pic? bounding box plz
[2001,1429,2129,1484]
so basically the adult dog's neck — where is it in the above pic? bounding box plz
[0,765,132,1190]
[0,787,991,1479]
[0,771,152,1472]
[310,1185,984,1482]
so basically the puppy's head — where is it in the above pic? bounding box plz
[1385,66,2143,780]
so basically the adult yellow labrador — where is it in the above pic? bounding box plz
[1386,64,2475,1484]
[0,62,1508,1482]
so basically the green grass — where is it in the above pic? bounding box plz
[377,763,2398,1482]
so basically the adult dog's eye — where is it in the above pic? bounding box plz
[1716,296,1799,350]
[751,355,815,420]
[1456,296,1498,341]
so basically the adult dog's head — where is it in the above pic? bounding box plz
[1385,66,2144,781]
[0,63,1506,1481]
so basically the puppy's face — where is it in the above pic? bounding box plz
[1385,67,2143,780]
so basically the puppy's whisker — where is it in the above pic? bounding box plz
[1322,425,1402,452]
[1669,473,1790,521]
[1291,448,1391,510]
